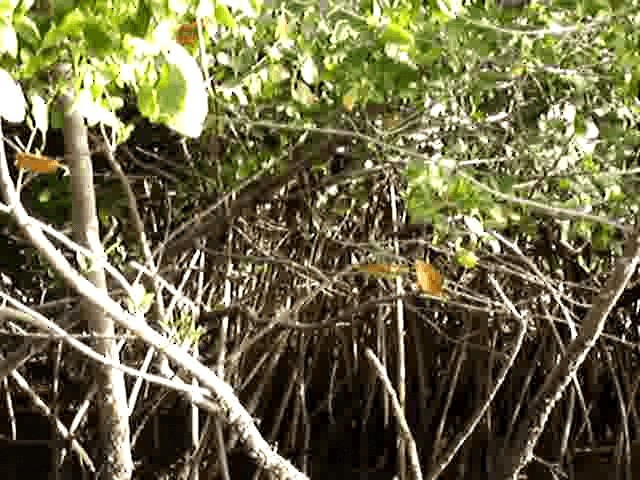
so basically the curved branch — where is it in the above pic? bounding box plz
[0,121,308,480]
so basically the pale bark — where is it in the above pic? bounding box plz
[61,94,133,480]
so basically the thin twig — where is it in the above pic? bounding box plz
[365,348,423,480]
[426,275,527,480]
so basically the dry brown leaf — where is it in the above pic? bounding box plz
[415,260,443,297]
[176,20,206,46]
[15,152,62,174]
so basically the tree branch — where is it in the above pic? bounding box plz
[496,230,640,478]
[0,120,308,480]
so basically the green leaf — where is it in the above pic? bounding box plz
[42,9,85,48]
[116,122,135,145]
[13,15,40,47]
[122,0,152,37]
[592,225,612,252]
[17,0,37,16]
[250,0,262,15]
[50,106,64,129]
[605,184,624,202]
[57,8,86,36]
[0,68,25,123]
[156,62,186,118]
[0,22,18,57]
[268,64,289,83]
[161,43,208,137]
[487,206,508,228]
[138,83,159,118]
[575,220,592,241]
[456,248,478,269]
[380,23,414,46]
[245,72,262,97]
[84,19,118,56]
[371,0,381,21]
[215,3,236,29]
[221,0,255,17]
[38,188,51,203]
[21,47,57,77]
[53,0,75,18]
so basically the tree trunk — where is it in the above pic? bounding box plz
[61,94,133,480]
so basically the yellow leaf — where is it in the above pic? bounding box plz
[275,13,288,40]
[343,94,355,112]
[415,260,443,296]
[15,152,62,174]
[355,263,410,277]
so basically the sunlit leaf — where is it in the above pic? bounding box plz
[13,15,41,47]
[127,282,154,315]
[456,249,478,269]
[301,55,318,85]
[74,89,119,128]
[0,22,18,58]
[577,254,591,273]
[0,0,20,17]
[372,0,381,20]
[380,23,414,46]
[38,188,50,202]
[215,3,236,29]
[436,0,466,19]
[275,13,288,40]
[196,0,213,17]
[464,215,486,237]
[169,0,188,15]
[43,8,85,48]
[162,42,208,137]
[30,94,48,134]
[137,84,158,118]
[0,68,26,123]
[156,63,186,116]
